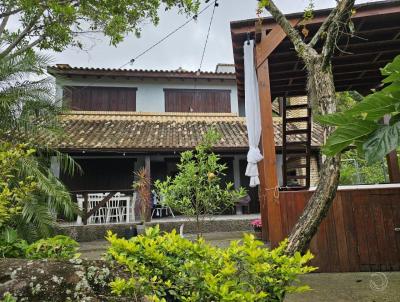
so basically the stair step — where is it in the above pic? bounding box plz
[285,141,308,148]
[285,148,310,154]
[285,129,309,135]
[287,175,307,180]
[286,163,308,170]
[280,186,309,191]
[286,153,307,162]
[285,117,309,123]
[286,104,309,110]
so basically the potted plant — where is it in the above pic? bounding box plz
[132,167,152,235]
[250,218,262,240]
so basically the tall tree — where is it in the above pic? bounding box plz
[0,0,201,238]
[0,0,199,57]
[258,0,356,254]
[0,52,77,239]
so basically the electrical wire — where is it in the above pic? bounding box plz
[198,0,218,72]
[58,1,218,95]
[130,1,217,65]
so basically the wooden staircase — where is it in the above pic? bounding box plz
[281,97,312,190]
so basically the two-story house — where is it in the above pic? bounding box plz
[47,63,323,220]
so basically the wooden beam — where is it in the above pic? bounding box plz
[85,192,116,220]
[256,19,299,70]
[145,155,151,180]
[82,193,88,225]
[255,25,284,247]
[386,151,400,183]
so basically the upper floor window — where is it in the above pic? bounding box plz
[63,86,137,111]
[164,89,231,113]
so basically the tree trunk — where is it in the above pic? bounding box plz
[286,55,341,255]
[262,0,355,255]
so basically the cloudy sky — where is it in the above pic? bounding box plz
[48,0,375,72]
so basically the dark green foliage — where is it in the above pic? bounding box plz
[318,54,400,163]
[0,228,28,258]
[340,150,387,185]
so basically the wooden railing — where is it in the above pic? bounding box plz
[277,185,400,272]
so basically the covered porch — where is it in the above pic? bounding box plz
[57,153,259,225]
[231,0,400,272]
[50,111,324,226]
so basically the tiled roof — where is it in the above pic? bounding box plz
[47,112,323,152]
[47,65,236,80]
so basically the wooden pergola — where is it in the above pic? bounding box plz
[230,0,400,244]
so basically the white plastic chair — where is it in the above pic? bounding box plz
[76,193,107,224]
[151,191,175,218]
[106,193,123,223]
[88,193,107,224]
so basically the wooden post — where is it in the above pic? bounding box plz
[386,152,400,183]
[256,58,282,246]
[255,24,293,246]
[144,155,152,221]
[82,193,88,225]
[383,115,400,183]
[145,155,151,181]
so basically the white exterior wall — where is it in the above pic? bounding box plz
[56,77,238,114]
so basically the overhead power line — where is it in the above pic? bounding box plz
[61,1,219,96]
[198,0,219,72]
[129,0,219,66]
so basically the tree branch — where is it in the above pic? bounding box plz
[321,0,355,68]
[0,8,22,18]
[11,36,46,57]
[308,6,338,48]
[0,14,42,58]
[264,0,311,59]
[0,15,9,37]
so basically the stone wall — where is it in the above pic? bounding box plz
[56,216,257,242]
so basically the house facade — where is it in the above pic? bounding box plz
[47,64,322,216]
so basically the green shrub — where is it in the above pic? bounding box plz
[0,228,28,258]
[106,226,315,302]
[0,293,17,302]
[25,235,80,260]
[155,130,246,236]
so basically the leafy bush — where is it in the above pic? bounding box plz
[106,226,315,302]
[0,228,28,258]
[340,150,387,185]
[0,293,17,302]
[25,235,80,260]
[155,130,246,235]
[0,143,37,229]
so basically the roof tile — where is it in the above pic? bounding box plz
[46,111,323,151]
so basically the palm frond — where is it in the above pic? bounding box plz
[21,198,54,238]
[16,155,78,219]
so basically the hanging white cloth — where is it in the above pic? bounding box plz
[244,40,263,187]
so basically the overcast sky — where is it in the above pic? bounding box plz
[48,0,375,72]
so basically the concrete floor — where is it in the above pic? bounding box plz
[79,233,400,302]
[286,272,400,302]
